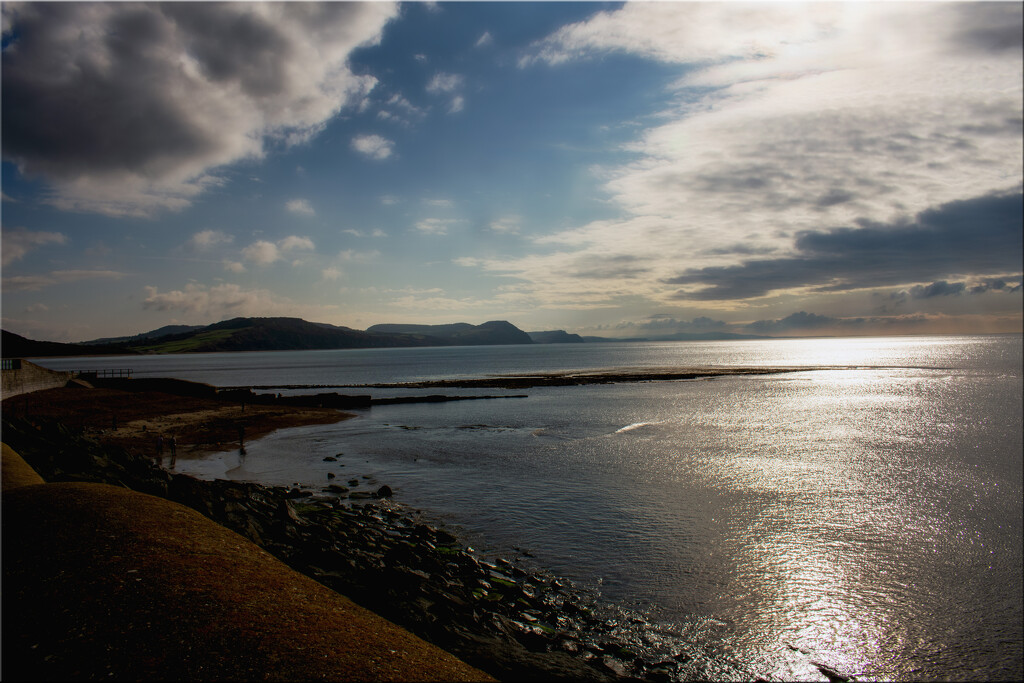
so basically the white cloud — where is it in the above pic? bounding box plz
[322,267,343,281]
[423,198,453,208]
[242,240,281,265]
[414,218,455,236]
[2,269,125,291]
[278,235,315,252]
[1,2,399,217]
[286,198,315,216]
[449,96,465,114]
[338,249,380,262]
[188,230,233,251]
[352,134,395,160]
[143,282,336,319]
[1,228,67,266]
[426,72,463,94]
[491,2,1024,310]
[223,260,246,273]
[241,235,314,265]
[489,216,522,234]
[475,31,493,48]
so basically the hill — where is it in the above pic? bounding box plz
[3,318,542,357]
[527,330,585,344]
[1,330,137,358]
[129,317,444,353]
[366,321,533,346]
[83,325,205,346]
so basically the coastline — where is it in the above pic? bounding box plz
[3,385,353,458]
[1,386,756,681]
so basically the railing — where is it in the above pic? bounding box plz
[78,368,133,379]
[1,359,22,370]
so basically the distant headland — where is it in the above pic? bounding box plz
[1,316,770,358]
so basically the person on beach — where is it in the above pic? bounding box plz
[169,436,177,468]
[156,435,164,464]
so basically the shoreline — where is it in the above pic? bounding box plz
[2,386,760,682]
[228,366,821,391]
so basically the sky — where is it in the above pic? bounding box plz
[1,1,1022,343]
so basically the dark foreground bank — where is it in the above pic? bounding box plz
[2,415,760,682]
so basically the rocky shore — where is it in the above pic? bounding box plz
[2,412,758,682]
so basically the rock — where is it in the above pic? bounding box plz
[325,484,349,494]
[436,528,458,545]
[327,472,336,479]
[348,479,360,486]
[599,655,630,678]
[376,485,393,498]
[322,456,337,462]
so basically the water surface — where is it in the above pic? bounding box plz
[37,336,1023,680]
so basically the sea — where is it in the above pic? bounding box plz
[36,335,1023,682]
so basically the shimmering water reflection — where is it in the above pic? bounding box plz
[117,337,1022,681]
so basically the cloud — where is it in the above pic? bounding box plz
[1,2,398,216]
[665,190,1023,301]
[909,280,967,299]
[223,260,246,274]
[142,282,310,318]
[969,277,1023,294]
[278,235,315,252]
[616,315,728,334]
[746,311,840,333]
[322,267,343,281]
[241,235,314,265]
[338,249,380,263]
[1,227,67,265]
[286,199,315,216]
[426,72,463,94]
[242,240,281,265]
[188,230,232,251]
[352,134,395,160]
[737,310,1019,336]
[426,72,465,114]
[475,32,493,48]
[376,92,426,126]
[2,269,124,291]
[490,3,1023,313]
[414,218,455,236]
[489,216,522,234]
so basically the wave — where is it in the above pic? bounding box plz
[612,421,659,434]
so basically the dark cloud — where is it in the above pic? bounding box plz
[746,311,844,333]
[949,2,1024,55]
[667,189,1023,300]
[969,276,1024,294]
[742,311,954,335]
[1,2,397,214]
[618,315,728,333]
[889,276,1023,302]
[571,254,650,279]
[910,280,966,299]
